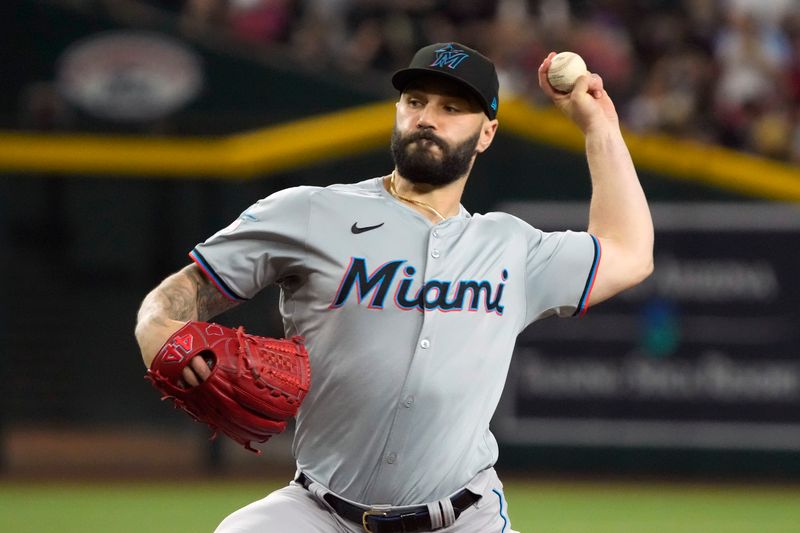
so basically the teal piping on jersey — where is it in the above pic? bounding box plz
[492,489,509,532]
[573,234,601,317]
[189,249,246,302]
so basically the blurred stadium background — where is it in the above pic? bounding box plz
[2,0,800,531]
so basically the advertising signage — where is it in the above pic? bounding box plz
[495,202,800,451]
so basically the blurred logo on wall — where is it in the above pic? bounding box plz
[56,31,203,122]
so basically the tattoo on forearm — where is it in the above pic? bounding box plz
[185,265,237,320]
[195,278,237,320]
[139,264,238,326]
[159,278,200,322]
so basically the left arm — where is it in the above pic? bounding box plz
[539,53,654,307]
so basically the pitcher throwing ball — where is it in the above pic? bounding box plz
[135,43,654,533]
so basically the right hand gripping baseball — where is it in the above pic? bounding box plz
[538,51,619,133]
[145,321,311,453]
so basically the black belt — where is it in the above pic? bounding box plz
[297,473,480,533]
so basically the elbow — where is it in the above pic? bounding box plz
[611,259,652,298]
[630,234,654,286]
[642,260,654,285]
[592,236,654,298]
[616,252,653,292]
[631,255,654,287]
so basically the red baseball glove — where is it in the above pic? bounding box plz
[145,321,310,453]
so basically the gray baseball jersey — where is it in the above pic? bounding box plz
[190,176,600,506]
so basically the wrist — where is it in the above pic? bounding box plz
[582,117,620,138]
[136,317,187,368]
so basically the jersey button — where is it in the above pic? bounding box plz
[431,249,441,258]
[432,230,440,238]
[403,396,415,408]
[420,339,430,349]
[386,452,397,464]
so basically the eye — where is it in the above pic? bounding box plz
[407,98,423,108]
[444,105,460,113]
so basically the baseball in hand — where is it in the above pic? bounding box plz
[547,51,589,93]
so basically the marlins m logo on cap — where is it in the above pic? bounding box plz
[430,44,470,70]
[392,42,499,119]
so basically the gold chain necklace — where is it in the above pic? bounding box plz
[388,171,446,222]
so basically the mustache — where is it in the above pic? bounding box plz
[401,129,446,150]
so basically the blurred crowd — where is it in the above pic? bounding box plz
[144,0,800,163]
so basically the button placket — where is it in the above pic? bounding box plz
[375,222,442,476]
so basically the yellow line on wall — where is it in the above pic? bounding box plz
[498,99,800,201]
[1,97,799,201]
[0,101,395,178]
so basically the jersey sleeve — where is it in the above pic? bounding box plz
[189,186,313,301]
[523,226,601,325]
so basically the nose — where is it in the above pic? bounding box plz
[416,105,436,130]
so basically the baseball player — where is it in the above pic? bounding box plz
[135,43,653,532]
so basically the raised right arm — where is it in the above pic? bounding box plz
[135,263,239,367]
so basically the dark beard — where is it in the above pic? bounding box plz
[390,126,480,187]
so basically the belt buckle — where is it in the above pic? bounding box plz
[361,508,389,533]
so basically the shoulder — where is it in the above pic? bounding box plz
[247,178,385,218]
[241,186,319,220]
[468,212,592,252]
[259,185,323,204]
[260,178,384,203]
[323,177,386,199]
[470,211,543,236]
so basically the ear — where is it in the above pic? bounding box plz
[476,119,499,154]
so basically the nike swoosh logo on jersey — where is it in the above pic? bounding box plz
[351,222,384,234]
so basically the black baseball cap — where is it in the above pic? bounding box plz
[392,42,499,120]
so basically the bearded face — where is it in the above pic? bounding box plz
[390,125,481,187]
